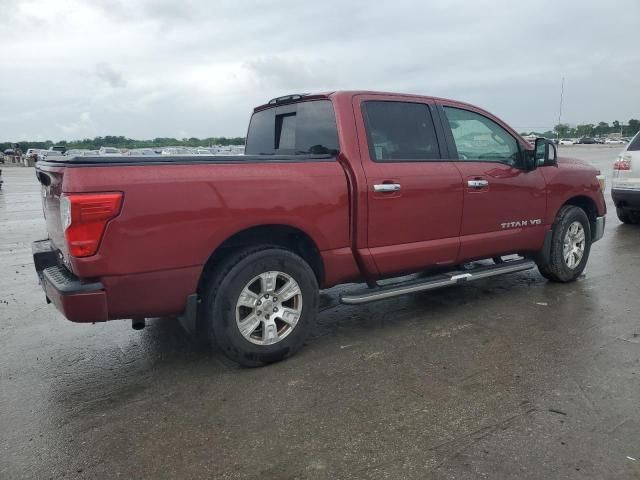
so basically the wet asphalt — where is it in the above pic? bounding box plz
[0,145,638,479]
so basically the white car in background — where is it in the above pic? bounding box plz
[612,130,640,223]
[161,147,192,155]
[98,147,122,156]
[605,138,626,144]
[65,149,92,157]
[195,148,213,155]
[128,148,158,156]
[24,148,42,160]
[558,139,574,145]
[38,150,65,161]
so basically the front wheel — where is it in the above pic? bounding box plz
[536,205,592,283]
[201,247,319,367]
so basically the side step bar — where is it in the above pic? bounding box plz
[340,259,535,305]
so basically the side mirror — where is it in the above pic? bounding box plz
[534,138,557,167]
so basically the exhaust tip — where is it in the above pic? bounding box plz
[132,318,146,330]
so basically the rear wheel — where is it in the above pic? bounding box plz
[536,205,591,283]
[200,247,318,367]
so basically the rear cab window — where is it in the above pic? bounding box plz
[245,100,339,156]
[361,101,441,161]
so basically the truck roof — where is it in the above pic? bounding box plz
[254,90,485,113]
[253,90,524,148]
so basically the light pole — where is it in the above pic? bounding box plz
[556,76,565,145]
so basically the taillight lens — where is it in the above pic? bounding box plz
[60,192,123,257]
[614,155,632,171]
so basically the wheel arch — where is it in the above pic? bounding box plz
[197,224,324,295]
[561,195,598,238]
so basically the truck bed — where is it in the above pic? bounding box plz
[35,154,356,320]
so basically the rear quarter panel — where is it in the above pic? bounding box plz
[62,161,352,284]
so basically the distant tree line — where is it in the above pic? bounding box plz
[1,135,245,152]
[4,119,640,152]
[522,119,640,139]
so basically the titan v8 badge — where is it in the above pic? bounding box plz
[501,219,542,229]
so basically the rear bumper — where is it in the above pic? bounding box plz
[33,240,108,322]
[33,239,201,322]
[612,188,640,209]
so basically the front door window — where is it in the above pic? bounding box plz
[443,107,520,166]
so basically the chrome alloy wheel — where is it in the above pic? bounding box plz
[563,221,586,269]
[235,271,303,345]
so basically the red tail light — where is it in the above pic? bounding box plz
[60,192,123,257]
[614,159,631,170]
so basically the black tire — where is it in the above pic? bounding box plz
[200,247,318,367]
[536,205,592,283]
[616,207,637,224]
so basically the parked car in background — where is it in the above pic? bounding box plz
[161,147,192,155]
[38,149,65,161]
[98,147,122,156]
[612,130,640,224]
[24,149,42,160]
[577,137,596,144]
[605,138,626,144]
[33,90,606,366]
[559,139,574,145]
[215,145,245,155]
[65,149,92,157]
[128,148,158,156]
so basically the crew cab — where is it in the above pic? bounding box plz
[33,91,606,366]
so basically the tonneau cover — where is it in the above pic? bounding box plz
[39,154,334,166]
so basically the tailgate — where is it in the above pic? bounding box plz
[36,163,69,260]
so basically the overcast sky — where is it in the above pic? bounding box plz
[1,0,638,141]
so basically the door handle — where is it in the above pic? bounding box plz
[373,183,401,193]
[467,179,489,189]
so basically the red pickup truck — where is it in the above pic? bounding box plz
[33,91,606,366]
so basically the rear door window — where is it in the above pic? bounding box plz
[245,100,339,155]
[362,101,440,161]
